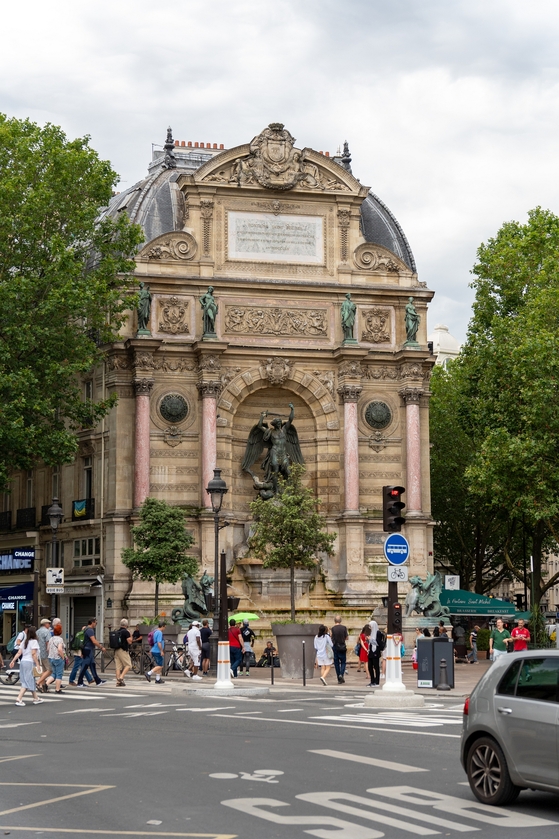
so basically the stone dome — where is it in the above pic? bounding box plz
[101,129,417,274]
[428,324,461,364]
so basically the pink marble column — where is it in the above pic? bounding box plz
[338,384,362,513]
[133,378,153,508]
[400,387,423,513]
[197,381,223,509]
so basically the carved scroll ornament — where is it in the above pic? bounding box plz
[146,233,197,261]
[353,243,400,273]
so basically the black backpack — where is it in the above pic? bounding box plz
[376,630,387,652]
[109,629,120,650]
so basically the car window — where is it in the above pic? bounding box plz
[497,660,522,696]
[515,658,559,703]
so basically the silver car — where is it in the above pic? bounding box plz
[461,649,559,805]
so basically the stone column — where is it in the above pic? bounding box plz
[400,387,423,514]
[197,381,223,509]
[133,378,153,509]
[337,383,363,514]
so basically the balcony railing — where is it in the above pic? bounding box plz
[0,511,11,531]
[15,507,36,529]
[72,498,95,522]
[40,505,51,527]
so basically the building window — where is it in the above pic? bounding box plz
[73,537,100,567]
[84,380,93,403]
[26,470,34,507]
[52,466,60,499]
[2,492,10,512]
[83,457,93,500]
[46,540,64,566]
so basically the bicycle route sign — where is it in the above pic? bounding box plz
[383,533,410,566]
[387,565,409,582]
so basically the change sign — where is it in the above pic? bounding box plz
[383,533,410,566]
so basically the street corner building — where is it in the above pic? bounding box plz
[0,124,436,641]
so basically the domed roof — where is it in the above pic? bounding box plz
[360,191,416,272]
[428,324,461,356]
[103,129,416,274]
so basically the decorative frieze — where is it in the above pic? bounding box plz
[363,365,398,381]
[361,308,391,343]
[107,354,130,371]
[158,297,190,335]
[197,355,222,373]
[313,370,335,394]
[224,305,328,337]
[338,360,363,378]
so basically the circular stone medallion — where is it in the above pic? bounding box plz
[159,393,188,424]
[365,401,392,430]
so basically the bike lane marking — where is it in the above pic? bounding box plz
[210,714,461,738]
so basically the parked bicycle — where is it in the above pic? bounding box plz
[0,666,20,686]
[164,642,193,677]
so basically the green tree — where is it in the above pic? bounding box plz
[430,364,519,593]
[458,208,559,606]
[0,115,143,491]
[249,465,335,620]
[121,497,197,616]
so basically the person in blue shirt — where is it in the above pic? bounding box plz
[145,620,166,684]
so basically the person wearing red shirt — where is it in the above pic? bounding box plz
[228,619,243,678]
[511,618,531,651]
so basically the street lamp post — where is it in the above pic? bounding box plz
[205,468,232,687]
[47,497,63,619]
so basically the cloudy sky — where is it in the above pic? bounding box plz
[2,0,559,341]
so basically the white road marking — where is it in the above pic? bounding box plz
[311,715,445,728]
[309,749,428,773]
[0,754,41,763]
[176,706,235,712]
[278,708,304,713]
[101,710,168,717]
[222,797,382,838]
[210,714,461,738]
[235,710,262,715]
[0,722,41,729]
[59,708,114,714]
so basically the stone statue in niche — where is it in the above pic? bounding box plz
[171,572,214,624]
[340,293,357,344]
[241,403,304,499]
[137,282,152,335]
[200,286,218,338]
[404,296,420,346]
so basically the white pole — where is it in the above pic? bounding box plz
[382,634,406,693]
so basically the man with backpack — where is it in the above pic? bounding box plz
[77,618,107,688]
[113,619,132,686]
[68,626,94,686]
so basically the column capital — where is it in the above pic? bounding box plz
[399,386,423,405]
[197,380,223,399]
[133,378,154,396]
[337,383,363,403]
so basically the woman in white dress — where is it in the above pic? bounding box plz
[9,625,44,707]
[314,624,334,686]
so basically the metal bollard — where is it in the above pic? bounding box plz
[270,654,274,685]
[437,658,451,691]
[302,640,306,687]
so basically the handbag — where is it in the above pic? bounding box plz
[325,642,334,662]
[353,642,361,656]
[32,665,43,678]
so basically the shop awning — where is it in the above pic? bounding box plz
[440,589,515,616]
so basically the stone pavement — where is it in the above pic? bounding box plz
[99,656,491,698]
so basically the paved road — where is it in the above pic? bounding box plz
[0,680,557,838]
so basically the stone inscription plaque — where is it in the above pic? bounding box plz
[228,211,323,264]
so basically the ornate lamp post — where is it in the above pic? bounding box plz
[47,497,63,618]
[205,468,232,687]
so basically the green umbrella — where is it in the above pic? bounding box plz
[230,612,260,623]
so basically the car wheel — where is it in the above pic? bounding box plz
[467,737,521,806]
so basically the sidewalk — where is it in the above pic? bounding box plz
[103,658,490,698]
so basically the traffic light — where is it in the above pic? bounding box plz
[382,486,406,532]
[387,599,403,634]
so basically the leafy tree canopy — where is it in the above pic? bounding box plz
[121,498,197,615]
[250,465,335,620]
[0,114,143,491]
[438,208,559,604]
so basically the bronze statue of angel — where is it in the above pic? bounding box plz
[241,403,304,498]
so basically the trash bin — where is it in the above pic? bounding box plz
[416,637,455,689]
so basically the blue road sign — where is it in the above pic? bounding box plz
[384,533,410,566]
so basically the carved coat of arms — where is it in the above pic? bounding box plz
[248,124,303,190]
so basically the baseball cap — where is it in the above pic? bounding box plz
[191,620,201,627]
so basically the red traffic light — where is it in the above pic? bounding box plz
[382,486,406,532]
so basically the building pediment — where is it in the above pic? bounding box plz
[186,123,367,197]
